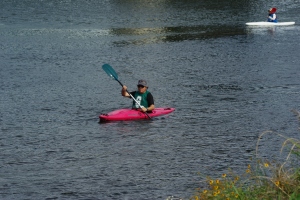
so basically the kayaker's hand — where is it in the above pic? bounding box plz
[141,107,147,112]
[121,85,129,96]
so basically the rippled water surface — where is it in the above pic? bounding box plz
[1,0,300,199]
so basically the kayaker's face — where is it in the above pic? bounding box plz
[137,85,147,93]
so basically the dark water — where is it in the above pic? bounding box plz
[1,0,300,199]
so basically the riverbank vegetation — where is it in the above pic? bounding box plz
[191,110,300,200]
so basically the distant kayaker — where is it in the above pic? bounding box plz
[268,7,278,22]
[121,80,155,113]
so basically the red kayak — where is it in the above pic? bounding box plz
[99,107,175,122]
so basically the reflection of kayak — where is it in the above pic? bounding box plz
[99,107,175,122]
[246,22,295,26]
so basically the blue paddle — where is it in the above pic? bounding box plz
[102,64,151,119]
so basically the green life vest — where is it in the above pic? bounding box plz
[132,90,149,109]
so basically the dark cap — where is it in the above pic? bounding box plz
[137,80,148,87]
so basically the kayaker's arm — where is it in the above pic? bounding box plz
[268,13,276,21]
[146,104,155,112]
[121,85,130,97]
[142,92,155,112]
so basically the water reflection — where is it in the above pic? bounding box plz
[99,118,157,134]
[110,25,247,46]
[6,24,247,46]
[246,26,276,34]
[245,25,297,36]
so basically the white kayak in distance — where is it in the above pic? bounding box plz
[246,22,295,26]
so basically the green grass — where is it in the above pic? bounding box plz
[191,110,300,200]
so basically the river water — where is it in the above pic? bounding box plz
[1,0,300,199]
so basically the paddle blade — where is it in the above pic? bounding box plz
[102,64,118,80]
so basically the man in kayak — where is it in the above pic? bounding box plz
[268,7,278,22]
[121,80,155,113]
